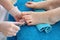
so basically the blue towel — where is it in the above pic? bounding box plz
[7,0,60,40]
[33,0,52,33]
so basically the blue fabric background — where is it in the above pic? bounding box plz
[7,0,60,40]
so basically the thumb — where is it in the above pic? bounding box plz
[9,21,24,25]
[13,22,22,25]
[12,22,24,26]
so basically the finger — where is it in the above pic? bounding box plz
[9,21,25,26]
[15,17,20,22]
[14,22,25,25]
[9,28,19,34]
[8,21,22,25]
[8,32,17,36]
[19,19,25,24]
[12,25,20,31]
[7,33,16,37]
[13,22,22,25]
[3,32,14,37]
[3,29,17,37]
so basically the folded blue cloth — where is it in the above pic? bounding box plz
[33,0,52,33]
[36,23,52,33]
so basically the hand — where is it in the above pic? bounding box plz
[26,0,60,10]
[0,22,21,37]
[9,7,25,24]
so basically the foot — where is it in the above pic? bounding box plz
[22,12,50,25]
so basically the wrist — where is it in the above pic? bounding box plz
[9,6,21,16]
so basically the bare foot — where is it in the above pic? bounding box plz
[26,0,60,10]
[22,12,50,25]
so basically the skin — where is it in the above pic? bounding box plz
[0,0,22,21]
[22,0,60,25]
[0,0,24,36]
[0,0,60,36]
[26,0,60,10]
[0,22,20,36]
